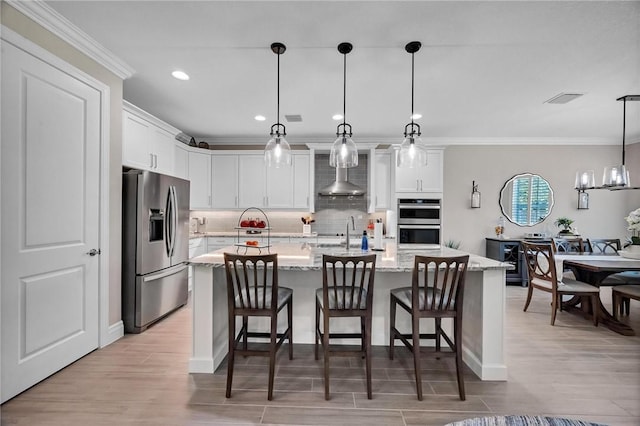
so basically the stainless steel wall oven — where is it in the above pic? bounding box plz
[397,198,441,248]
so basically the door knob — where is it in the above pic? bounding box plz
[86,249,101,256]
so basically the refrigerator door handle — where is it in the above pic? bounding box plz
[171,185,178,257]
[142,263,187,282]
[165,186,173,258]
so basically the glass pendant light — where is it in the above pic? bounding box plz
[264,42,291,168]
[398,41,427,168]
[329,42,358,168]
[602,95,637,186]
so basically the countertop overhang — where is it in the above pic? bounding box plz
[189,242,511,273]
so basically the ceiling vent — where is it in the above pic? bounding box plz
[285,114,302,122]
[544,93,584,104]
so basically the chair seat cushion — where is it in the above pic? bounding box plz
[236,286,292,309]
[612,271,640,284]
[557,278,599,294]
[612,284,640,300]
[390,286,452,310]
[316,287,367,309]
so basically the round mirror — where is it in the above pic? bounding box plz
[499,173,554,226]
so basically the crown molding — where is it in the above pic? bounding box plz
[6,0,134,79]
[192,134,632,147]
[123,101,181,135]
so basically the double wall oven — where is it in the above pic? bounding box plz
[397,198,441,248]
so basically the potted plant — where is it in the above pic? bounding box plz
[554,217,574,236]
[625,208,640,252]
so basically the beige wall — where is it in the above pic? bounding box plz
[2,3,124,326]
[443,144,640,255]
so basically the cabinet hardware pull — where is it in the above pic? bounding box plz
[150,153,154,168]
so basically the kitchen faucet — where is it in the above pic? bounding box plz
[345,215,355,250]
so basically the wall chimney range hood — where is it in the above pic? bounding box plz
[318,167,365,196]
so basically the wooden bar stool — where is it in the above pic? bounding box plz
[223,253,293,400]
[315,254,376,400]
[389,255,469,401]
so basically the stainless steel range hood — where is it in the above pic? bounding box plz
[318,166,365,196]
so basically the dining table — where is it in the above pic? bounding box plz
[555,253,640,336]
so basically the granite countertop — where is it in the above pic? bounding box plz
[190,231,320,239]
[189,242,511,273]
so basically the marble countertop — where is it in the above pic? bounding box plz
[190,231,395,240]
[189,242,511,273]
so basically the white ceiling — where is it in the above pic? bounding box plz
[44,0,640,146]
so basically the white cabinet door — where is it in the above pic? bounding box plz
[374,152,390,209]
[174,143,189,180]
[293,154,311,209]
[152,127,176,175]
[238,155,265,208]
[266,162,293,208]
[123,110,154,170]
[123,105,179,174]
[212,154,239,208]
[188,151,212,209]
[394,149,443,193]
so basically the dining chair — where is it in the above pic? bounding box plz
[389,254,469,401]
[612,285,640,320]
[522,242,599,326]
[552,237,585,253]
[586,238,639,315]
[223,252,293,400]
[315,254,377,400]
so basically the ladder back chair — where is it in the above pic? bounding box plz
[522,242,599,326]
[223,253,293,400]
[315,254,377,400]
[389,255,469,401]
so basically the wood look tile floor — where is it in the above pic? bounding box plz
[2,286,639,426]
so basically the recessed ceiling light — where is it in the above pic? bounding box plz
[171,70,189,81]
[254,115,266,121]
[411,113,422,120]
[332,114,343,121]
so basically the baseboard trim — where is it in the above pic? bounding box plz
[101,320,124,348]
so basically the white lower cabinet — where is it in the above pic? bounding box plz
[188,237,206,291]
[206,236,235,252]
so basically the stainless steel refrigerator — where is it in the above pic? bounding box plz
[122,169,190,333]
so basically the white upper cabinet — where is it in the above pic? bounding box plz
[188,151,212,209]
[207,151,310,210]
[394,148,443,194]
[212,154,239,208]
[122,101,181,175]
[373,152,391,210]
[238,155,266,208]
[174,143,189,180]
[292,153,311,209]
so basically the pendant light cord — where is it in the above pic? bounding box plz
[622,97,626,166]
[343,51,347,128]
[410,50,415,127]
[277,51,281,132]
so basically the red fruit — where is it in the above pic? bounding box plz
[248,220,257,227]
[240,220,249,227]
[257,221,266,228]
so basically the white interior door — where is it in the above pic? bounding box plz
[1,40,101,403]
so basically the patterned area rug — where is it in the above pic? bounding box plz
[446,416,606,426]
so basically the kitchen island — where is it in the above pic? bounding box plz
[189,242,510,380]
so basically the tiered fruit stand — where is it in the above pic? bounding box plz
[234,207,271,254]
